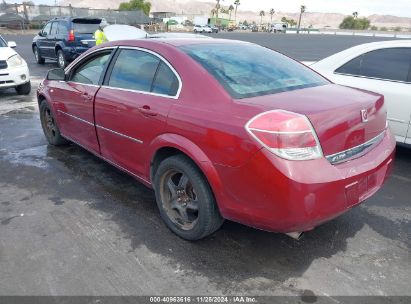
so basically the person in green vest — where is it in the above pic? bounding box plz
[94,20,109,45]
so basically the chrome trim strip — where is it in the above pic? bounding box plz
[65,46,118,73]
[57,110,94,126]
[57,110,143,144]
[326,131,386,165]
[100,85,177,100]
[387,117,405,123]
[64,45,182,99]
[96,124,143,144]
[60,133,151,185]
[248,127,312,134]
[333,72,411,85]
[66,82,101,88]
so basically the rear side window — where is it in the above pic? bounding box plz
[70,51,112,85]
[58,22,68,35]
[72,19,101,34]
[108,49,160,92]
[152,62,179,96]
[180,43,328,99]
[335,56,362,75]
[336,48,411,82]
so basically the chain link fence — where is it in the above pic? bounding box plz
[0,2,151,29]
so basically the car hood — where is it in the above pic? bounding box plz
[0,47,17,61]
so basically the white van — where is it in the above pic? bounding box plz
[271,23,287,33]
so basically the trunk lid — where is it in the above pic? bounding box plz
[71,18,101,48]
[238,84,387,157]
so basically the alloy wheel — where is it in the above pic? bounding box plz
[42,107,57,139]
[160,169,199,230]
[58,52,65,68]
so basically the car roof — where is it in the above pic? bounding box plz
[48,16,102,22]
[111,38,250,47]
[311,39,411,68]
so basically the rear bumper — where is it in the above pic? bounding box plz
[0,64,30,89]
[62,46,90,61]
[215,129,396,233]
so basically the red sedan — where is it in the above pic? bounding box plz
[37,39,395,240]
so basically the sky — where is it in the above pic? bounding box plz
[16,0,411,18]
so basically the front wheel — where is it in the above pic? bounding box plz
[33,46,45,64]
[15,81,31,95]
[154,155,224,240]
[39,100,68,146]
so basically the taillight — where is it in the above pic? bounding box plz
[246,110,323,160]
[68,29,75,42]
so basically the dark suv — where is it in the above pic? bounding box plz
[32,17,102,68]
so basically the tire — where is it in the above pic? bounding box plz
[39,100,68,146]
[57,49,67,68]
[33,46,45,64]
[15,81,31,95]
[154,155,224,240]
[194,29,197,33]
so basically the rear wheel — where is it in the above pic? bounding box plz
[33,46,45,64]
[15,81,31,95]
[57,49,67,68]
[154,155,224,240]
[39,100,67,146]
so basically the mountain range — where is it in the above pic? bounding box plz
[61,0,411,29]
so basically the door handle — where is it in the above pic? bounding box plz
[138,105,157,116]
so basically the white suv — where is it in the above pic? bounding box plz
[0,35,31,95]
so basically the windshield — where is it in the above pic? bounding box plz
[0,36,7,47]
[180,43,328,99]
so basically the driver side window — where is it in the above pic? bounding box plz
[70,51,112,85]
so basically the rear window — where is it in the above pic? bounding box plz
[72,19,101,34]
[180,43,328,99]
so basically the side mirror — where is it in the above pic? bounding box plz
[47,68,65,81]
[7,41,16,48]
[38,31,44,37]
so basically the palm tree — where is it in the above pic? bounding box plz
[297,5,306,34]
[228,4,234,21]
[259,10,265,26]
[269,8,275,24]
[352,11,358,19]
[211,8,217,18]
[234,0,240,25]
[215,0,222,26]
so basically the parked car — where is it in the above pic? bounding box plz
[0,35,31,95]
[308,40,411,145]
[32,17,102,68]
[38,39,395,240]
[193,25,212,33]
[210,26,219,33]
